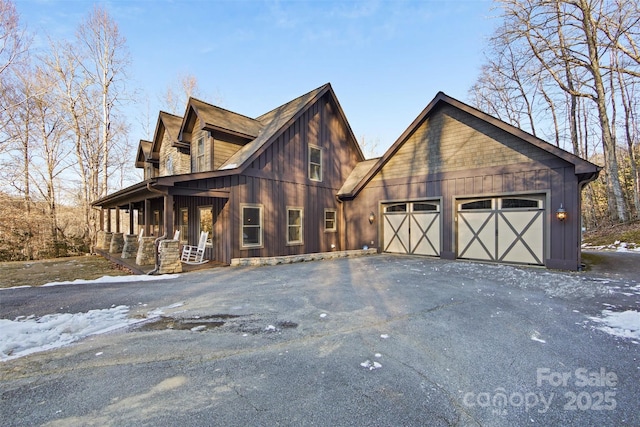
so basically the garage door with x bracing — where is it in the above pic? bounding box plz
[383,201,441,256]
[456,195,545,265]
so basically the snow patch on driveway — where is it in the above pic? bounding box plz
[589,310,640,342]
[0,306,146,361]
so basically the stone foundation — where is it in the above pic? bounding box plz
[96,231,113,250]
[230,248,378,266]
[121,234,139,259]
[158,240,182,274]
[136,237,156,266]
[100,232,113,251]
[109,232,124,254]
[95,231,105,250]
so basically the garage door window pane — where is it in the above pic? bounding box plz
[501,198,541,209]
[385,204,407,213]
[460,200,492,210]
[413,203,438,212]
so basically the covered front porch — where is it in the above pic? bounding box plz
[93,244,224,275]
[92,179,231,273]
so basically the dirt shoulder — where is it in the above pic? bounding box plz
[0,255,131,288]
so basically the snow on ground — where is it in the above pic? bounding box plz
[0,299,186,361]
[41,274,181,287]
[0,274,181,291]
[582,241,640,252]
[429,260,636,299]
[0,306,145,361]
[589,310,640,343]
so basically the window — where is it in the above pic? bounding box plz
[166,156,174,175]
[309,145,322,181]
[324,209,337,232]
[241,205,263,248]
[287,208,303,245]
[196,136,206,172]
[178,208,188,243]
[198,206,213,247]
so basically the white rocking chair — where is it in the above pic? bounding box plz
[180,231,208,265]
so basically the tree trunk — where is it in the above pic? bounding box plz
[579,0,627,222]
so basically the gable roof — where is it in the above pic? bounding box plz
[179,98,263,141]
[135,140,153,168]
[340,91,601,199]
[150,111,183,153]
[219,83,363,172]
[338,158,379,196]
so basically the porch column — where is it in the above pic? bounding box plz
[115,207,121,233]
[128,203,134,235]
[144,199,151,236]
[100,209,105,231]
[106,208,112,232]
[164,194,174,239]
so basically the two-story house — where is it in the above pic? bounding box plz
[94,83,364,265]
[94,85,600,270]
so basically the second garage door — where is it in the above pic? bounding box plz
[456,195,545,265]
[383,201,441,256]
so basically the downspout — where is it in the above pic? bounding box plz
[577,169,602,270]
[335,194,344,251]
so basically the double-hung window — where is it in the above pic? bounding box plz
[241,204,263,248]
[287,208,303,245]
[324,209,337,232]
[196,136,206,172]
[309,145,322,181]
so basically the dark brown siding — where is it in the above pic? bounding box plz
[226,92,360,261]
[170,92,361,265]
[173,195,231,263]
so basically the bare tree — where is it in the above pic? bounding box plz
[162,72,202,114]
[359,135,381,159]
[76,5,130,198]
[0,0,29,143]
[0,0,27,77]
[494,0,629,222]
[30,65,72,256]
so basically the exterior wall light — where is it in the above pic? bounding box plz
[369,212,376,224]
[556,204,567,221]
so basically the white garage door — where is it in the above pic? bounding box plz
[383,201,440,256]
[456,195,545,265]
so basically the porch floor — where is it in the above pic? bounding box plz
[94,248,226,275]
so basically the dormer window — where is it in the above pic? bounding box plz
[309,145,322,181]
[166,156,174,175]
[196,136,206,172]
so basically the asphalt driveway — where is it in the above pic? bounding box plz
[1,253,639,426]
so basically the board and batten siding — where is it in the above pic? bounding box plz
[230,93,359,261]
[344,103,582,268]
[173,195,231,264]
[172,92,361,265]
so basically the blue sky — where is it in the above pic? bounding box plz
[15,0,497,156]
